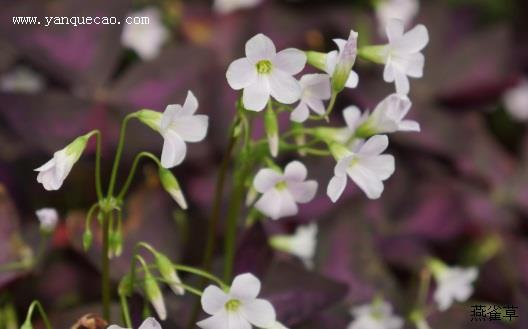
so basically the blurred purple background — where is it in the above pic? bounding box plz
[0,0,527,328]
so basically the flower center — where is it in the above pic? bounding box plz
[225,299,241,312]
[256,60,272,74]
[275,181,288,190]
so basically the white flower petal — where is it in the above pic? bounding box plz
[230,273,261,301]
[275,190,299,219]
[138,317,162,329]
[170,115,209,142]
[228,312,252,329]
[201,285,229,315]
[181,90,199,115]
[383,62,395,82]
[246,34,276,63]
[359,154,395,180]
[274,48,306,75]
[345,70,359,88]
[161,104,180,131]
[399,120,420,131]
[284,160,308,182]
[327,175,347,203]
[269,70,301,104]
[386,19,405,43]
[324,50,338,75]
[404,52,425,78]
[243,76,270,111]
[301,73,331,99]
[253,168,282,193]
[347,165,385,199]
[291,102,310,123]
[343,106,362,131]
[241,299,276,328]
[255,189,282,219]
[197,310,229,329]
[358,135,389,155]
[227,58,257,90]
[304,96,325,115]
[397,24,429,53]
[394,70,410,95]
[288,181,318,204]
[161,131,187,168]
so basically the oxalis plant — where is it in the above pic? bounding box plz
[18,19,480,329]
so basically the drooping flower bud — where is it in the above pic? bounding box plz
[154,252,185,296]
[158,168,188,209]
[144,269,167,320]
[82,229,93,251]
[264,105,279,157]
[118,273,134,297]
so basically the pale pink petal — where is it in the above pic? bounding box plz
[397,24,429,53]
[358,135,389,156]
[230,273,261,300]
[243,76,270,111]
[226,58,257,90]
[274,48,306,75]
[245,34,276,63]
[269,70,301,104]
[288,180,318,203]
[327,175,347,203]
[386,19,404,43]
[359,154,395,180]
[241,299,276,328]
[343,106,362,131]
[284,160,308,181]
[201,285,229,315]
[255,189,281,219]
[253,168,282,193]
[347,166,384,199]
[291,102,310,123]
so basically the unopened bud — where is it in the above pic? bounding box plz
[264,106,279,157]
[331,30,358,92]
[82,230,93,251]
[144,270,167,320]
[154,253,185,296]
[159,168,188,209]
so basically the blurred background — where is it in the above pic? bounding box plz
[0,0,527,328]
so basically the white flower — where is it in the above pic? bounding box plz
[35,134,91,191]
[0,66,45,93]
[36,208,58,232]
[327,135,395,201]
[503,79,528,121]
[121,7,169,60]
[108,317,162,329]
[197,273,276,329]
[348,300,403,329]
[325,30,359,91]
[266,322,289,329]
[226,34,306,111]
[158,91,209,168]
[375,0,419,35]
[291,74,331,122]
[382,19,429,95]
[433,266,478,311]
[214,0,261,13]
[253,161,318,220]
[269,223,318,269]
[343,93,420,137]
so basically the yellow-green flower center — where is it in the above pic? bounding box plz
[225,299,241,312]
[275,181,288,190]
[256,60,272,74]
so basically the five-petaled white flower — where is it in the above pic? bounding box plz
[253,161,318,220]
[121,7,169,60]
[214,0,261,13]
[343,93,420,137]
[36,208,59,233]
[348,300,403,329]
[327,135,395,201]
[382,19,429,95]
[503,78,528,121]
[433,266,478,311]
[35,133,91,191]
[269,223,318,269]
[375,0,419,35]
[325,30,359,91]
[291,74,331,123]
[226,34,306,111]
[197,273,276,329]
[157,91,209,168]
[109,317,162,329]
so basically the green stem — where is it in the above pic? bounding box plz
[94,130,103,201]
[23,301,52,329]
[174,264,228,290]
[417,267,432,309]
[117,152,161,201]
[107,113,137,198]
[101,211,111,321]
[324,91,338,119]
[120,294,132,328]
[151,277,203,296]
[203,119,239,273]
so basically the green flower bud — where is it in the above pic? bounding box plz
[154,253,184,296]
[82,230,93,251]
[144,270,167,320]
[264,105,279,157]
[159,168,187,209]
[118,273,134,297]
[426,258,448,278]
[136,109,162,132]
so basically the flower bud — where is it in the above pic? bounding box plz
[82,229,93,251]
[426,257,447,277]
[154,252,185,296]
[159,168,188,209]
[144,270,167,320]
[331,30,358,93]
[291,122,306,156]
[264,106,279,157]
[108,229,123,259]
[36,208,58,234]
[136,109,162,132]
[118,273,134,297]
[305,51,327,71]
[20,321,33,329]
